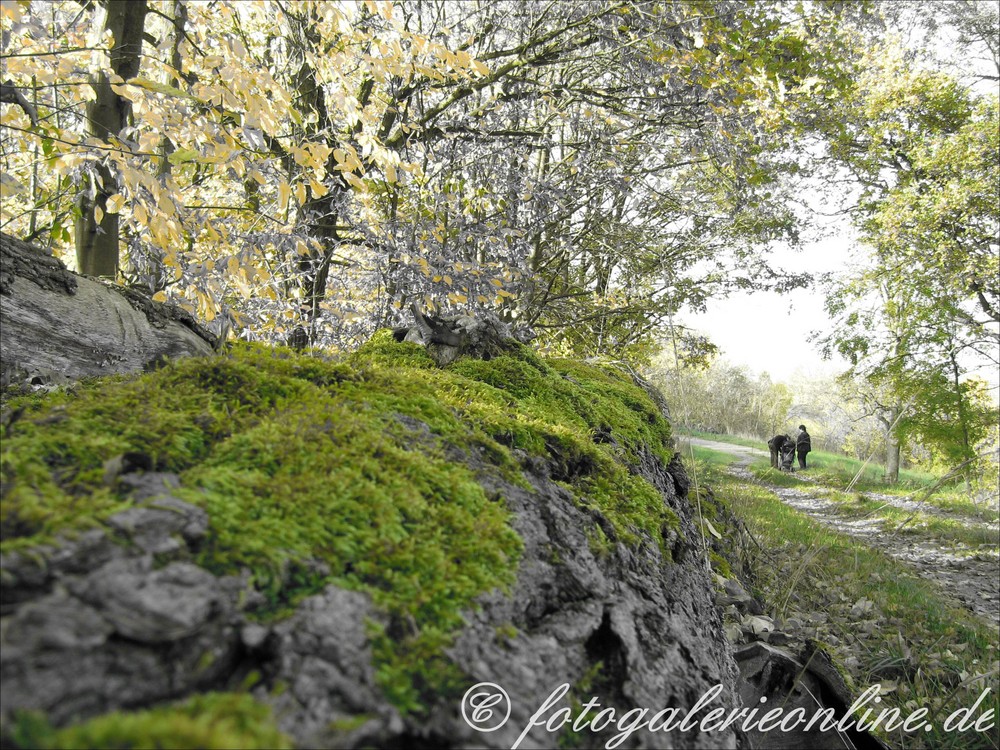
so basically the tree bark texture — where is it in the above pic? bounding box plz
[1,232,214,385]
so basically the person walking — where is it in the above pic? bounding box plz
[795,425,811,469]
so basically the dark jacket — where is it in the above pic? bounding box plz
[796,430,811,453]
[768,434,790,451]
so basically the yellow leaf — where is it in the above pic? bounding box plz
[152,291,168,303]
[295,182,307,205]
[94,205,104,225]
[278,180,291,212]
[110,84,135,100]
[343,172,365,189]
[310,179,329,198]
[129,76,197,101]
[106,193,125,214]
[1,1,25,21]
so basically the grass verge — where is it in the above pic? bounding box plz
[691,455,999,750]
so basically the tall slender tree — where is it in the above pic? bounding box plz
[74,0,148,277]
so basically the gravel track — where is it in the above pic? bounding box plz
[680,437,1000,626]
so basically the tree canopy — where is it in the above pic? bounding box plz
[2,0,858,355]
[814,7,999,481]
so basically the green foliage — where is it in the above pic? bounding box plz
[818,33,999,487]
[897,376,998,473]
[651,357,792,439]
[10,693,291,750]
[1,336,678,717]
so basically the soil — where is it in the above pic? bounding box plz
[683,437,1000,627]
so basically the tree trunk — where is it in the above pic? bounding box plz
[74,0,148,278]
[948,350,974,489]
[884,404,901,483]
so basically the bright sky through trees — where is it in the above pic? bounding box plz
[684,231,854,380]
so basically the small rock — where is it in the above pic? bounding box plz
[762,630,793,646]
[723,577,749,598]
[73,559,224,643]
[743,615,775,635]
[106,496,208,553]
[241,623,270,650]
[3,593,113,654]
[118,472,181,500]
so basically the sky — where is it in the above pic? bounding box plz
[680,228,1000,394]
[679,220,856,384]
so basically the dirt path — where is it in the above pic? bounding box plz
[680,437,1000,626]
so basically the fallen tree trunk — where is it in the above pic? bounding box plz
[0,232,215,387]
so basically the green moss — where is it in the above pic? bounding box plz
[587,525,615,560]
[327,714,375,733]
[709,551,732,577]
[556,661,607,749]
[1,334,679,718]
[354,329,436,369]
[1,347,324,544]
[9,693,291,749]
[495,622,519,641]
